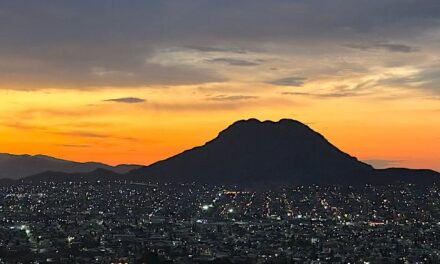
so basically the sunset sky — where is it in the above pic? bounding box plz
[1,1,440,170]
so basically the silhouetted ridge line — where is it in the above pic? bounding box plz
[18,118,440,186]
[0,153,141,180]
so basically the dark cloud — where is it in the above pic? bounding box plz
[103,97,146,104]
[0,61,224,89]
[268,77,307,87]
[345,43,419,53]
[185,46,248,54]
[207,58,260,66]
[207,95,259,101]
[377,44,419,53]
[282,91,364,98]
[315,92,364,98]
[1,0,440,89]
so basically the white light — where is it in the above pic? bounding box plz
[228,208,234,213]
[202,205,210,211]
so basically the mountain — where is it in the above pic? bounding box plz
[128,119,372,185]
[0,153,140,180]
[127,118,440,186]
[18,118,440,186]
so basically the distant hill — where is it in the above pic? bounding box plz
[371,168,440,185]
[0,153,140,180]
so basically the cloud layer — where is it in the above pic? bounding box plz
[1,0,440,92]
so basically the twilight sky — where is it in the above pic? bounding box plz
[1,0,440,170]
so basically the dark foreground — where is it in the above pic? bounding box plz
[1,182,440,263]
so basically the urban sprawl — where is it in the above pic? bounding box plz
[1,182,440,263]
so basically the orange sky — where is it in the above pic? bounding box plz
[1,1,440,171]
[1,83,439,171]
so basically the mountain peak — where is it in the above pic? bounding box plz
[228,118,309,128]
[129,118,375,185]
[219,118,313,138]
[212,118,321,149]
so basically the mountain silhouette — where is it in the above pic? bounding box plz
[125,119,366,185]
[18,118,440,186]
[0,153,140,180]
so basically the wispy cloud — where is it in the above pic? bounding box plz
[376,65,440,94]
[267,77,307,87]
[103,97,146,103]
[0,119,47,131]
[377,43,419,53]
[345,43,419,53]
[185,46,248,54]
[51,130,138,142]
[207,95,259,101]
[282,91,366,98]
[56,144,92,148]
[207,58,261,66]
[281,79,376,98]
[52,131,109,139]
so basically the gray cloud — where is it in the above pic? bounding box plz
[103,97,146,104]
[377,65,440,94]
[377,44,419,53]
[282,79,377,98]
[345,43,419,53]
[207,95,259,101]
[282,91,364,98]
[185,46,248,54]
[1,0,440,89]
[268,77,307,87]
[207,58,260,66]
